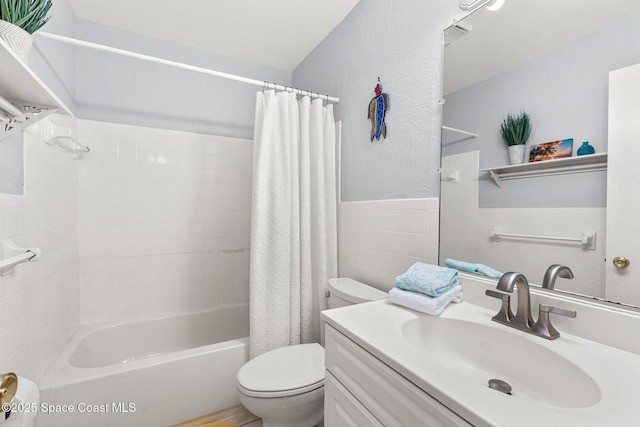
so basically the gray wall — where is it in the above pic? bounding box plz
[29,2,291,140]
[74,20,291,140]
[29,0,77,113]
[293,0,464,202]
[443,15,640,208]
[0,132,23,195]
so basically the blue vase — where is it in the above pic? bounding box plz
[577,141,595,156]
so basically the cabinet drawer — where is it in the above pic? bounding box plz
[325,371,384,427]
[325,325,471,427]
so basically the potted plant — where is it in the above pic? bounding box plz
[500,111,532,164]
[0,0,52,62]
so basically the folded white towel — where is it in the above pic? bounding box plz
[388,285,464,316]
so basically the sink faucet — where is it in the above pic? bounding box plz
[496,272,534,329]
[542,264,574,290]
[486,272,576,340]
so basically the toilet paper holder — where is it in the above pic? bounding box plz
[0,373,18,417]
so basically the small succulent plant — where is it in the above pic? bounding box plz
[0,0,52,34]
[499,111,532,146]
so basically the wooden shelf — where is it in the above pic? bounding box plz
[481,152,608,187]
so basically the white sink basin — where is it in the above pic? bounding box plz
[401,317,601,408]
[322,298,640,426]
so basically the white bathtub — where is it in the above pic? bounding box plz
[37,303,249,427]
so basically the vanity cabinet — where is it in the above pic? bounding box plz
[324,325,472,427]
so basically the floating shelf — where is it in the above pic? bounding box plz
[481,153,608,187]
[442,125,479,138]
[0,38,73,141]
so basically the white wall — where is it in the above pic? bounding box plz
[0,116,79,382]
[77,119,252,324]
[338,199,439,291]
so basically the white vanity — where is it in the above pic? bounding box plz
[322,273,640,426]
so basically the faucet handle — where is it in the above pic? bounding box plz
[532,304,576,340]
[485,289,513,324]
[539,304,577,318]
[485,289,508,300]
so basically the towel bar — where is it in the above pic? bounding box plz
[490,228,596,250]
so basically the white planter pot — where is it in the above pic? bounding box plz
[0,20,33,63]
[508,145,526,165]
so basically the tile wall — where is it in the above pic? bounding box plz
[77,120,252,324]
[0,115,80,382]
[440,151,606,297]
[338,199,440,291]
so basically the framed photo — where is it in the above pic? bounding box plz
[529,138,573,162]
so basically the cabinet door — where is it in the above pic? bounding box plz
[606,62,640,305]
[325,372,384,427]
[325,326,472,427]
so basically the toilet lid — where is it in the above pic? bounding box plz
[328,278,388,304]
[237,343,324,397]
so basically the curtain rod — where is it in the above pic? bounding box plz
[36,32,340,103]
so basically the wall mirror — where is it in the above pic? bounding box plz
[440,0,640,307]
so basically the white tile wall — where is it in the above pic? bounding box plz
[338,199,440,291]
[77,120,252,324]
[440,151,606,297]
[0,115,80,382]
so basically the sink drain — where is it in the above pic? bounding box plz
[488,379,512,395]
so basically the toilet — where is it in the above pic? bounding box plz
[236,278,387,427]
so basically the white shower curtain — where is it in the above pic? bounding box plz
[250,90,338,358]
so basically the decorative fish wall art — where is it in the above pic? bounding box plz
[368,81,390,141]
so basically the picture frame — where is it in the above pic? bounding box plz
[529,138,573,162]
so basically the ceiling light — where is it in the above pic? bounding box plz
[486,0,505,11]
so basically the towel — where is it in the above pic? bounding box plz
[394,262,459,297]
[445,258,503,279]
[389,285,464,316]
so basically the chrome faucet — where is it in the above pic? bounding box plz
[542,264,574,290]
[486,272,576,340]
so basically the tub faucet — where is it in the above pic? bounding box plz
[542,264,574,290]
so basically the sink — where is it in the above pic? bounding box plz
[323,277,640,427]
[401,316,601,408]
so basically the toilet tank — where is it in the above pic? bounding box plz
[327,278,387,309]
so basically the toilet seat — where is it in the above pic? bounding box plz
[237,343,325,398]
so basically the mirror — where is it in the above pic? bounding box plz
[440,0,640,307]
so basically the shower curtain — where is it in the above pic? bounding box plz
[250,90,338,358]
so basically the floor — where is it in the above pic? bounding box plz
[172,404,262,427]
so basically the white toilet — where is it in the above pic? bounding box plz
[236,278,387,427]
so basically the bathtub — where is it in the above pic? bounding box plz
[37,303,249,427]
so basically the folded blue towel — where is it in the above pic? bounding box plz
[394,262,459,297]
[445,258,503,279]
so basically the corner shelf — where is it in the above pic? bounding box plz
[481,153,608,187]
[0,37,73,141]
